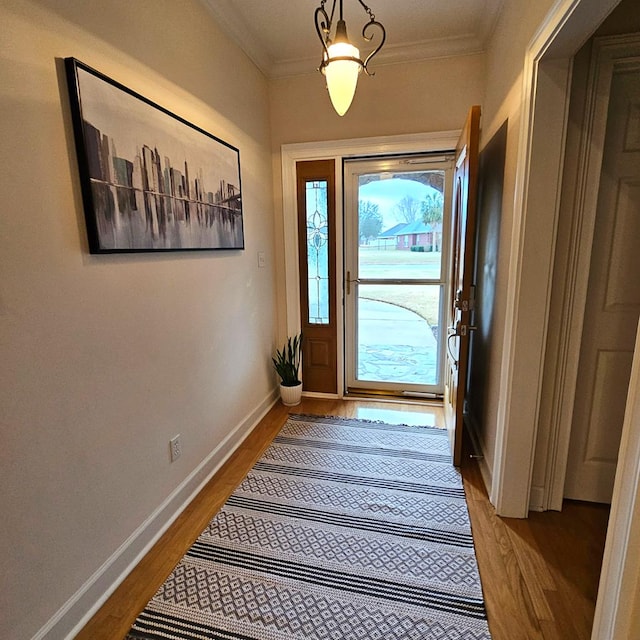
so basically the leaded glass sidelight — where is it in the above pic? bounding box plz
[306,180,329,324]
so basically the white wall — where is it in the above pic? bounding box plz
[0,1,277,638]
[269,54,486,145]
[470,0,557,485]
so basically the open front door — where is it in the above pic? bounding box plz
[445,106,481,466]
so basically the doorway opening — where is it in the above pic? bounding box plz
[343,155,454,396]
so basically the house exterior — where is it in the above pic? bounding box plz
[374,222,405,249]
[382,220,443,251]
[1,1,639,639]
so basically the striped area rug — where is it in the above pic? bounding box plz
[125,414,492,640]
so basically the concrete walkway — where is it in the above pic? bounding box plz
[357,299,438,385]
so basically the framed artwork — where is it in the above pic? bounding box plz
[65,57,244,253]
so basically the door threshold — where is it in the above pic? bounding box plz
[345,388,444,405]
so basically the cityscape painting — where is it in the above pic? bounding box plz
[65,58,244,253]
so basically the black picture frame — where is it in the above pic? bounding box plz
[65,57,244,253]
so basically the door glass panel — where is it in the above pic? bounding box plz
[358,172,444,280]
[357,284,441,386]
[306,180,329,325]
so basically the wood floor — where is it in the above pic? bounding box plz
[75,398,610,640]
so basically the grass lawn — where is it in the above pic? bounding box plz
[358,249,443,326]
[359,247,442,265]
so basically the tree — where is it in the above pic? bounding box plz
[394,195,421,223]
[358,200,383,244]
[421,192,444,224]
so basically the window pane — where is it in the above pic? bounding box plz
[358,171,444,280]
[306,180,329,324]
[357,284,441,386]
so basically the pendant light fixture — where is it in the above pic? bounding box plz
[315,0,386,116]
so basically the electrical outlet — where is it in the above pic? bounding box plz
[169,434,182,462]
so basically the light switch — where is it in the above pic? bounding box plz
[257,251,266,268]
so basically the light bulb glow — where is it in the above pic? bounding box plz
[324,41,361,116]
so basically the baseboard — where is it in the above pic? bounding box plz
[34,388,279,640]
[302,391,341,399]
[477,453,493,499]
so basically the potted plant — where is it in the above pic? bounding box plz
[272,333,302,406]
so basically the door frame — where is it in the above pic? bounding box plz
[493,0,640,637]
[281,131,459,397]
[489,0,622,518]
[535,34,640,512]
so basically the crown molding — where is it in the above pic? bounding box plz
[270,34,485,78]
[200,0,273,76]
[201,0,488,79]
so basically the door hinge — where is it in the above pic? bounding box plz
[454,287,476,313]
[454,289,470,312]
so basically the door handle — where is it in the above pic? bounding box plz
[447,332,458,368]
[447,321,461,367]
[346,271,360,295]
[447,321,477,368]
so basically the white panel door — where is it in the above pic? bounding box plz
[564,62,640,503]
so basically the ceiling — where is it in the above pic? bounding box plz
[201,0,504,78]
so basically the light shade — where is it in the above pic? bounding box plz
[315,0,385,117]
[324,41,362,116]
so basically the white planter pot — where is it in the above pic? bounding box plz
[280,382,302,406]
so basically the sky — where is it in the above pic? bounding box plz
[359,178,439,230]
